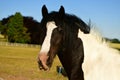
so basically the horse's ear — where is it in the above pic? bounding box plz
[42,5,48,18]
[59,6,65,18]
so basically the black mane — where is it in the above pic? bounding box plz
[49,11,89,30]
[48,11,90,47]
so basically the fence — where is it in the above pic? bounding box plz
[0,42,40,48]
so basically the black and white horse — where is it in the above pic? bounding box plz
[38,5,90,80]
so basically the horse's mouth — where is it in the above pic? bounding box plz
[38,60,49,71]
[37,54,49,71]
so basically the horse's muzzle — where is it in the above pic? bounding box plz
[37,54,49,71]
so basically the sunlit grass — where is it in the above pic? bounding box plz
[109,43,120,50]
[1,42,119,80]
[0,34,7,42]
[0,46,67,80]
[0,34,4,38]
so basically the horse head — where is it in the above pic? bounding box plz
[38,5,64,71]
[38,5,90,72]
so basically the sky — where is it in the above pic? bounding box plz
[0,0,120,40]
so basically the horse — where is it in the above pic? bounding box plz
[38,5,90,80]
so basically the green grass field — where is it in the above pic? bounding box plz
[0,45,67,80]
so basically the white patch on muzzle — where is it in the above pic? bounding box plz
[39,21,57,55]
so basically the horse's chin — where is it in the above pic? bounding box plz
[38,60,49,71]
[38,54,49,71]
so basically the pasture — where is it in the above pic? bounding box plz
[109,43,120,50]
[0,45,67,80]
[0,32,120,80]
[0,43,120,80]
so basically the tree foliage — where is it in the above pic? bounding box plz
[23,16,40,44]
[7,12,30,43]
[105,38,120,43]
[0,21,3,33]
[0,14,40,44]
[0,21,6,38]
[111,38,120,43]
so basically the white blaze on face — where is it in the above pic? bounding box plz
[39,21,57,54]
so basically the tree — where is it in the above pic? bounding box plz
[0,21,6,37]
[0,21,3,33]
[0,16,13,38]
[1,13,41,44]
[111,38,120,43]
[7,12,30,43]
[23,16,40,44]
